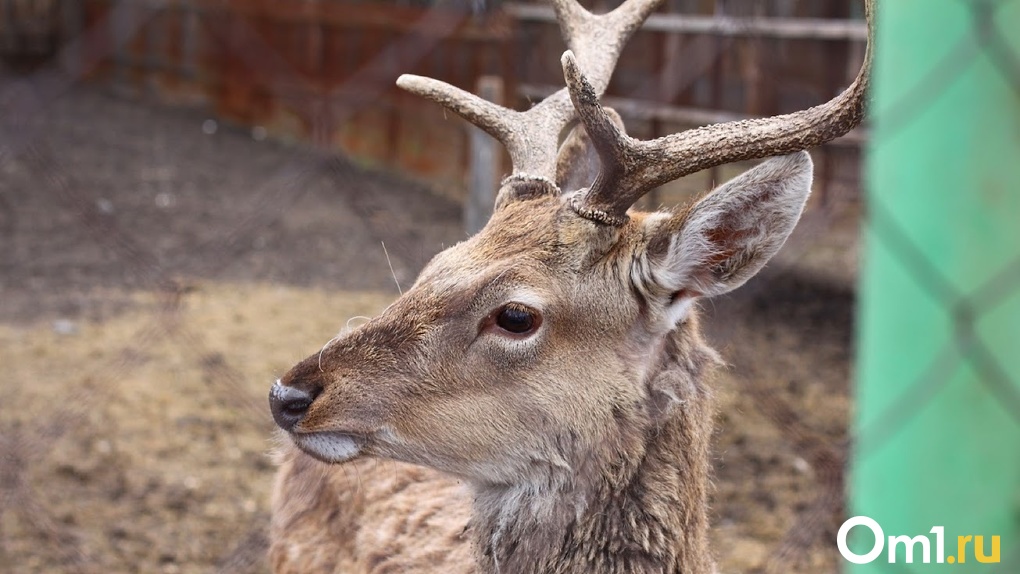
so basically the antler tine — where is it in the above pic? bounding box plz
[570,0,876,225]
[397,74,569,181]
[561,50,641,226]
[552,0,663,96]
[397,0,664,191]
[396,75,519,144]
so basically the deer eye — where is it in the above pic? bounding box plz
[494,303,541,335]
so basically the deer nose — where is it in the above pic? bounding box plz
[269,381,321,431]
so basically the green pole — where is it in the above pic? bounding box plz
[851,0,1020,571]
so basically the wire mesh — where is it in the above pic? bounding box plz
[1,0,1014,573]
[848,1,1020,570]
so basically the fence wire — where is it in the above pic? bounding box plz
[851,2,1020,572]
[0,0,1015,573]
[864,3,1020,442]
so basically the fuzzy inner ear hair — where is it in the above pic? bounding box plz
[646,152,814,302]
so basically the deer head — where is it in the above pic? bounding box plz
[269,0,871,568]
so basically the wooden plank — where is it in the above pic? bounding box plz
[118,0,514,40]
[518,83,868,147]
[505,3,867,41]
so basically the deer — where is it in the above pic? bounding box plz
[267,0,873,572]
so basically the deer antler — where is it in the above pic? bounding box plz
[397,0,663,206]
[564,0,875,226]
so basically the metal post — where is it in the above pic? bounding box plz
[466,75,503,236]
[851,0,1020,571]
[182,0,199,81]
[60,0,85,76]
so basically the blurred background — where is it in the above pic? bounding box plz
[0,1,1015,573]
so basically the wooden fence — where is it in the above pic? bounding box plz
[1,0,868,205]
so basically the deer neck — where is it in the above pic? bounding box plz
[470,327,718,574]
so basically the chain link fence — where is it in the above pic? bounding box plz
[0,0,1015,573]
[848,0,1020,571]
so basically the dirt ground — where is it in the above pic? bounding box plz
[0,86,858,573]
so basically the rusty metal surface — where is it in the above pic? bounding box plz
[55,0,862,197]
[67,0,513,193]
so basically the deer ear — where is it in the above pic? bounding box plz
[644,152,813,310]
[555,108,626,192]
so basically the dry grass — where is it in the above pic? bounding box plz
[1,283,391,573]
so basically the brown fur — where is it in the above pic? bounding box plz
[267,0,824,560]
[270,454,474,574]
[270,315,717,574]
[268,148,813,574]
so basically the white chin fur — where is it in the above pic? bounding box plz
[293,432,362,463]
